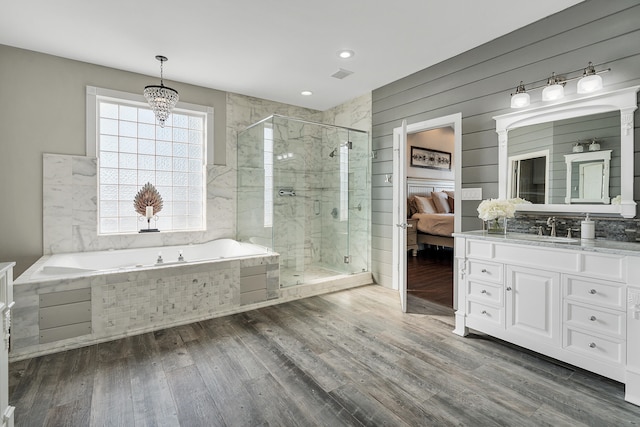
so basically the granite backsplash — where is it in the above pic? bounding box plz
[508,213,640,242]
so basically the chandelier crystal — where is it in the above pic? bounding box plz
[144,55,179,127]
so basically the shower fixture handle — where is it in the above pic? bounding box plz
[278,188,296,197]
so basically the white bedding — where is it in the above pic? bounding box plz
[411,213,454,237]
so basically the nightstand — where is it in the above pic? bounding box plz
[407,218,418,256]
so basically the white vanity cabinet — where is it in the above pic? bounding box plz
[454,233,640,406]
[0,263,15,427]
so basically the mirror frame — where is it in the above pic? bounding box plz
[564,150,611,204]
[494,86,639,218]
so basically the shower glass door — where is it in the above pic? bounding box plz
[237,115,370,288]
[321,127,350,277]
[347,128,370,274]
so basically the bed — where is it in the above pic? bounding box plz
[407,178,455,249]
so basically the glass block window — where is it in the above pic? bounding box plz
[97,99,206,234]
[263,124,274,228]
[339,144,349,221]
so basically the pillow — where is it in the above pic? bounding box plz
[431,191,451,214]
[414,195,437,214]
[407,197,419,216]
[444,191,455,213]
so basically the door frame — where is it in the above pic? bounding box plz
[392,113,462,312]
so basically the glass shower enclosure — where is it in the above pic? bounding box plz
[237,115,370,287]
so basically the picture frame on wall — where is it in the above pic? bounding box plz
[410,146,451,170]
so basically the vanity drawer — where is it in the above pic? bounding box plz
[564,327,624,366]
[468,280,503,305]
[564,276,625,310]
[564,302,625,338]
[467,260,503,284]
[467,300,503,326]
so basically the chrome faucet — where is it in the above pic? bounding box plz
[546,217,557,237]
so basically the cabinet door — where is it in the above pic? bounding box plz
[506,265,561,345]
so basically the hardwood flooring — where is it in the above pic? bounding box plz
[9,285,640,426]
[407,247,454,309]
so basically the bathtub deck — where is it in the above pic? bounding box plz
[9,285,640,426]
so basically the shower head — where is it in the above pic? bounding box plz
[329,148,337,158]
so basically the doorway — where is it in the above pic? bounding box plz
[392,114,462,314]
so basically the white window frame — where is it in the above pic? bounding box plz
[86,86,214,235]
[263,123,274,228]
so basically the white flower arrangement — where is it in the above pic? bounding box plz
[477,198,531,221]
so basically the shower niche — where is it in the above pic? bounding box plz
[237,115,370,287]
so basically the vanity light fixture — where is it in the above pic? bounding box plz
[143,55,179,128]
[572,142,584,153]
[509,62,610,108]
[510,81,530,108]
[541,72,565,101]
[577,62,603,94]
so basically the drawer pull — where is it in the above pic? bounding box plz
[481,290,487,294]
[589,289,597,295]
[506,287,512,291]
[590,315,597,321]
[481,269,488,273]
[589,342,597,349]
[481,310,488,315]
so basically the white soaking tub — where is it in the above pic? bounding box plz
[11,239,280,360]
[18,238,270,282]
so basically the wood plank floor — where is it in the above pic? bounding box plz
[9,285,640,426]
[407,247,454,309]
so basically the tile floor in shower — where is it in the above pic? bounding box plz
[280,264,349,287]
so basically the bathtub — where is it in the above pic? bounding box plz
[17,238,271,283]
[11,239,371,361]
[11,238,281,361]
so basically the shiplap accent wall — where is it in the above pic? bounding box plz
[371,0,640,288]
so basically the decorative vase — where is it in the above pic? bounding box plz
[486,217,507,235]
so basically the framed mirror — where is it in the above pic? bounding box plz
[564,150,611,204]
[494,86,639,218]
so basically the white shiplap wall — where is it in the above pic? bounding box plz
[371,0,640,288]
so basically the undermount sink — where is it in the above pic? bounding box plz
[511,234,579,244]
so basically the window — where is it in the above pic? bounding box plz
[88,87,212,235]
[508,150,549,204]
[263,124,274,227]
[339,143,349,221]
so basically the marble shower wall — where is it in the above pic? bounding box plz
[42,91,372,262]
[322,93,372,273]
[234,92,372,275]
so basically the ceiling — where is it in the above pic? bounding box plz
[1,0,583,111]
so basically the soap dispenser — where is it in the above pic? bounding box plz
[581,213,595,240]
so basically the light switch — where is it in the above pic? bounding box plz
[461,188,483,200]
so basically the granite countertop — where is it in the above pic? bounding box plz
[453,231,640,256]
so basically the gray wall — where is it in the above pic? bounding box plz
[371,0,640,288]
[0,45,228,275]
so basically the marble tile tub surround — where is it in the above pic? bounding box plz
[508,213,640,242]
[11,254,279,360]
[42,153,234,254]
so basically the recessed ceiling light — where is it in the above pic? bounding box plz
[301,90,313,96]
[338,50,354,59]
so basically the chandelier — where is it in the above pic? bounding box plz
[143,55,179,127]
